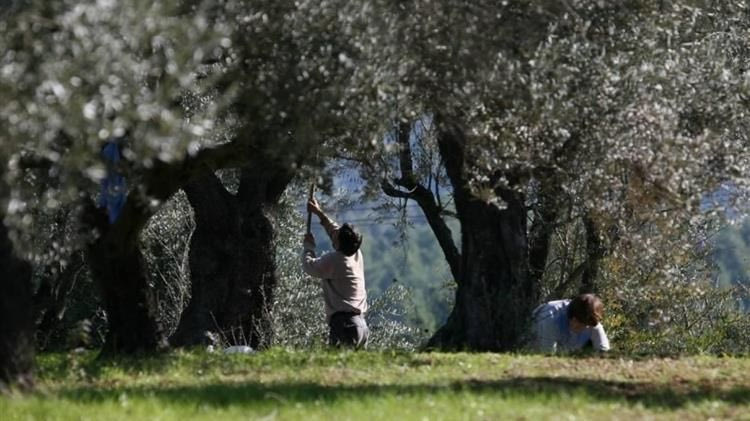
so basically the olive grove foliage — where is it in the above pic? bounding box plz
[31,190,194,350]
[0,0,407,256]
[139,190,194,336]
[270,188,328,348]
[338,0,750,350]
[0,0,429,354]
[359,0,750,214]
[588,3,750,354]
[0,0,232,258]
[2,0,750,354]
[601,214,750,355]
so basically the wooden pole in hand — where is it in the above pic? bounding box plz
[306,182,316,234]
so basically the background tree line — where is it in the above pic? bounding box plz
[3,0,750,390]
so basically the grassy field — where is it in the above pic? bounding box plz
[2,349,750,420]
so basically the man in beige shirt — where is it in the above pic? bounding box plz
[302,198,369,348]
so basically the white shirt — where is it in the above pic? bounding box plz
[531,299,610,353]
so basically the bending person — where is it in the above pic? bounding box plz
[301,198,369,349]
[530,293,610,353]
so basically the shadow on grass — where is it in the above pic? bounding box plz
[56,376,750,410]
[37,352,185,382]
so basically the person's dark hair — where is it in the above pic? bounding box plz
[568,293,604,326]
[337,223,363,256]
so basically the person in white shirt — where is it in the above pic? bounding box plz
[302,198,368,349]
[530,293,610,353]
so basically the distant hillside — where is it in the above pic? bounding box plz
[714,218,750,308]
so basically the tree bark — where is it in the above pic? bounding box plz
[33,250,86,350]
[85,200,168,355]
[580,211,606,293]
[77,139,261,355]
[171,161,292,350]
[527,179,559,290]
[381,120,461,280]
[0,217,34,390]
[231,167,290,349]
[0,0,34,393]
[169,171,237,347]
[427,119,539,351]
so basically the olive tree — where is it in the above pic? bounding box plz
[348,0,750,350]
[170,0,390,349]
[0,0,401,356]
[0,0,242,355]
[0,160,34,390]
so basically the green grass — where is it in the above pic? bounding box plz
[3,349,750,420]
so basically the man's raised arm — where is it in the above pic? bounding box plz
[307,198,340,242]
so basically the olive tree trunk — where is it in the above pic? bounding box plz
[0,217,34,390]
[427,120,539,351]
[33,250,86,350]
[171,163,292,350]
[80,141,259,355]
[85,201,168,355]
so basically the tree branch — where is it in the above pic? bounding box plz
[381,179,416,199]
[142,139,258,201]
[385,118,461,281]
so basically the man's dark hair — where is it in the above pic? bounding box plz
[338,223,363,256]
[568,293,604,326]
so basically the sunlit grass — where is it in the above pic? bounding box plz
[2,349,750,420]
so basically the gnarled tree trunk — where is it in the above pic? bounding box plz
[33,250,86,350]
[169,172,237,347]
[80,140,260,356]
[86,201,168,355]
[0,217,34,390]
[171,161,292,350]
[427,120,539,351]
